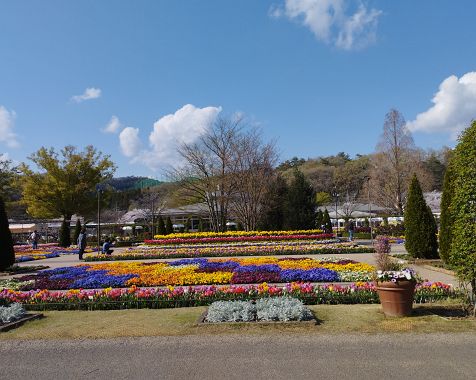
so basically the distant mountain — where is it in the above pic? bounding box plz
[106,176,163,191]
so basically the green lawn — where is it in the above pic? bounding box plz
[1,303,474,340]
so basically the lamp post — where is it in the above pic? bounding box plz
[331,187,339,239]
[367,177,373,245]
[97,185,102,253]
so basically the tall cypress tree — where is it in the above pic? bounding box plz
[439,163,454,263]
[59,219,71,247]
[449,120,476,306]
[284,169,316,230]
[157,216,166,235]
[315,210,323,229]
[404,174,438,258]
[73,219,82,245]
[0,196,15,271]
[258,174,288,231]
[323,209,333,233]
[165,217,173,235]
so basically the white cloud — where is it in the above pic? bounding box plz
[103,115,122,134]
[407,72,476,139]
[118,104,222,171]
[271,0,382,50]
[71,87,101,103]
[119,127,142,158]
[0,106,19,148]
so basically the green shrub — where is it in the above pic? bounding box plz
[449,121,476,307]
[439,164,454,263]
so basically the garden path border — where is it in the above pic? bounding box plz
[0,313,44,333]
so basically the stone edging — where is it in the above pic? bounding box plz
[420,265,455,276]
[0,313,44,333]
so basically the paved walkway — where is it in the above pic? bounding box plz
[1,333,475,379]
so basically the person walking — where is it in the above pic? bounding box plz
[347,220,355,242]
[30,230,40,249]
[77,228,87,260]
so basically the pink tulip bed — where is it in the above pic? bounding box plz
[0,281,461,311]
[85,241,373,261]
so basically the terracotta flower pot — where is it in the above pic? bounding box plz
[375,279,416,317]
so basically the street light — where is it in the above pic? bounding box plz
[366,177,373,245]
[96,185,103,253]
[331,187,339,239]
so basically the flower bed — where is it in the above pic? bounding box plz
[15,246,97,263]
[205,297,313,322]
[15,252,60,262]
[153,229,325,240]
[0,282,461,311]
[145,233,334,245]
[15,257,375,290]
[85,241,373,261]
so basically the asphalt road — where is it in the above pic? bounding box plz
[1,333,475,380]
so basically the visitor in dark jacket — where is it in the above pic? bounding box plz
[77,228,87,260]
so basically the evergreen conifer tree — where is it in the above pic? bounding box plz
[439,164,454,263]
[449,120,476,307]
[157,216,166,235]
[165,217,173,235]
[73,219,82,245]
[59,219,71,247]
[315,210,323,229]
[257,174,288,231]
[323,209,333,233]
[284,169,316,230]
[0,196,15,271]
[404,174,438,258]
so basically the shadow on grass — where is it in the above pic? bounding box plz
[412,305,469,319]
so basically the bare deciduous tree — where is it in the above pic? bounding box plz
[230,130,277,231]
[370,109,431,214]
[172,116,276,232]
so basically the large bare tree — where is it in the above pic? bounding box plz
[172,116,276,232]
[370,109,431,214]
[229,130,277,230]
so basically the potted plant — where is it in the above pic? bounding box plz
[374,236,419,317]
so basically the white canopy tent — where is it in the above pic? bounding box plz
[9,223,37,234]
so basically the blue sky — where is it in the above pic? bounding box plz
[1,0,476,178]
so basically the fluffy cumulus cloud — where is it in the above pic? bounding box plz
[407,72,476,139]
[270,0,382,50]
[0,106,19,148]
[103,115,122,134]
[119,127,142,158]
[71,87,102,103]
[118,104,221,171]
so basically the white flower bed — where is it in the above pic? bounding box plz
[205,297,313,323]
[0,303,26,324]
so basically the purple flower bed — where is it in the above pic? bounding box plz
[18,266,139,290]
[280,268,339,282]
